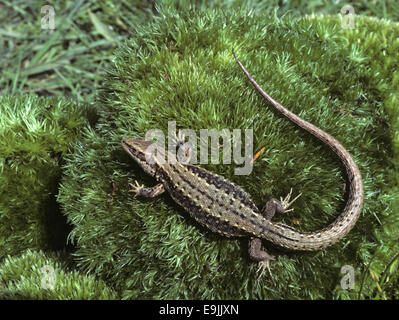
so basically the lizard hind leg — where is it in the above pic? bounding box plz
[250,189,301,281]
[260,188,302,220]
[249,237,275,282]
[279,188,302,213]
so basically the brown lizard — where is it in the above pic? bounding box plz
[122,49,364,278]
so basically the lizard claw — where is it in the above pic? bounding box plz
[176,130,186,146]
[171,129,186,147]
[173,130,192,164]
[280,188,302,213]
[257,256,276,284]
[129,180,145,198]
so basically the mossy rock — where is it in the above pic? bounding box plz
[0,95,96,261]
[57,8,399,299]
[0,249,117,299]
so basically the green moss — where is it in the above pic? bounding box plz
[58,8,399,299]
[0,249,117,299]
[0,95,96,261]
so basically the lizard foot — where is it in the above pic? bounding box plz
[176,129,186,146]
[128,180,146,198]
[129,181,165,198]
[170,129,187,147]
[257,256,276,284]
[249,237,276,283]
[173,130,192,164]
[280,188,302,213]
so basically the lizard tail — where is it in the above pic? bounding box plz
[232,48,364,250]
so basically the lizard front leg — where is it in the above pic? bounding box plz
[129,181,165,198]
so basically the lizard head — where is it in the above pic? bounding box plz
[122,137,163,177]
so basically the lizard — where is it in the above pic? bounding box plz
[121,48,364,278]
